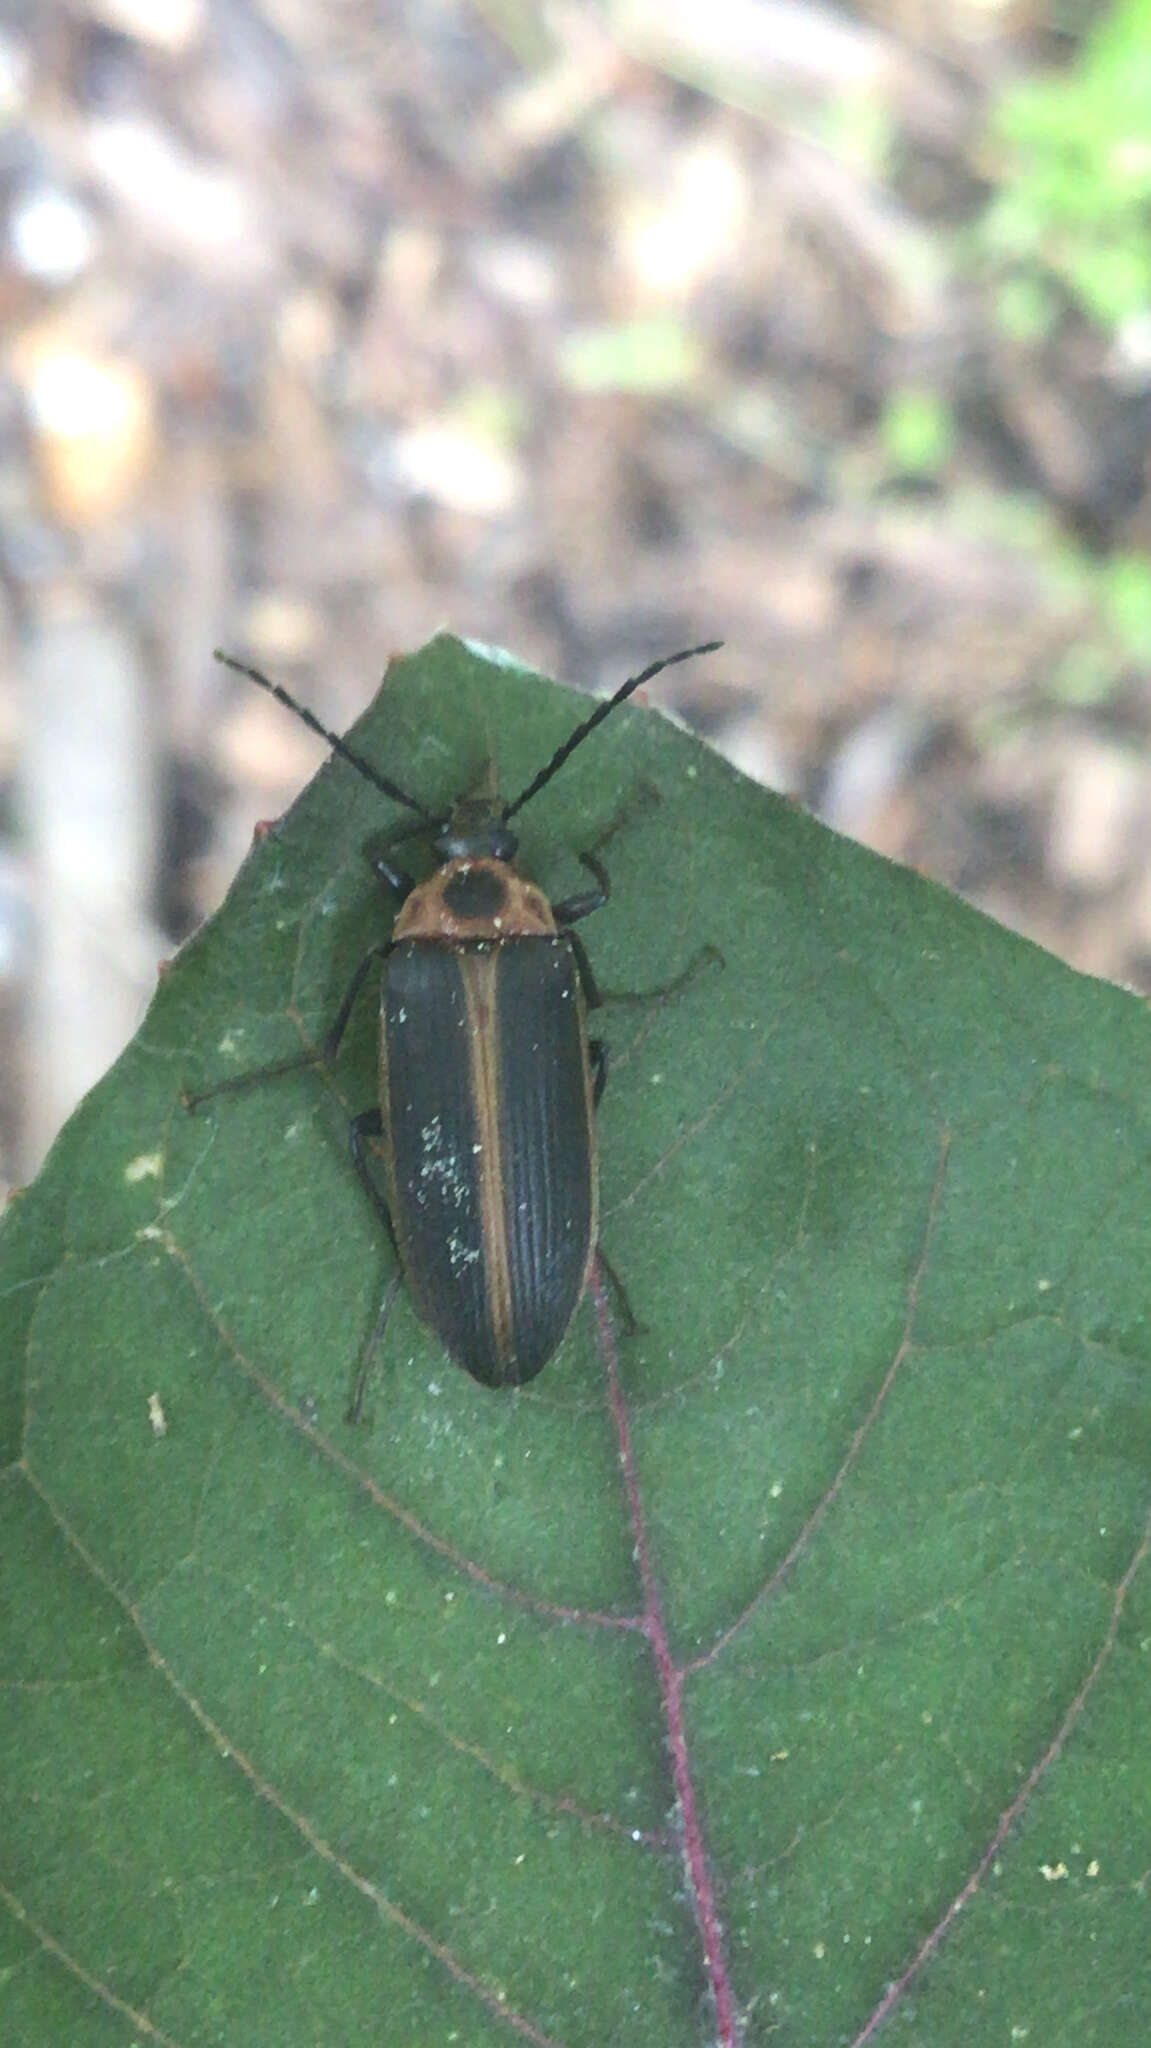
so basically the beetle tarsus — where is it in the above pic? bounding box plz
[599,940,724,1008]
[347,1270,403,1424]
[596,1245,645,1338]
[183,1045,324,1113]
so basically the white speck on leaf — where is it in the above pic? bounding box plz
[125,1151,163,1183]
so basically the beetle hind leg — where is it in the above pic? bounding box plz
[589,1037,608,1106]
[346,1270,402,1426]
[346,1107,402,1424]
[595,1245,644,1337]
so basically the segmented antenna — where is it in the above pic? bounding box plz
[213,652,437,824]
[503,641,723,822]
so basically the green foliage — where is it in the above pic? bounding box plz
[982,0,1151,330]
[1098,549,1151,659]
[3,635,1151,2044]
[881,387,955,477]
[1042,544,1151,699]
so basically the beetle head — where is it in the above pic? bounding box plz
[434,793,519,865]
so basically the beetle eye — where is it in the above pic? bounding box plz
[443,868,508,919]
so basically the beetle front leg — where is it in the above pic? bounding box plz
[550,850,610,927]
[369,848,416,897]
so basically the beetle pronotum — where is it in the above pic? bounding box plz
[187,641,721,1404]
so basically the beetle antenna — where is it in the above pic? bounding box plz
[502,640,723,822]
[214,651,438,824]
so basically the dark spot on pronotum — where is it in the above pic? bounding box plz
[443,867,508,920]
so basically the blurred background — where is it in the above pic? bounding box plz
[3,0,1151,1193]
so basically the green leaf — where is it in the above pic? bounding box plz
[3,631,1150,2045]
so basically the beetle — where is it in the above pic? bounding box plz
[186,640,721,1403]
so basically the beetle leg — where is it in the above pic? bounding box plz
[565,928,603,1012]
[550,849,610,926]
[348,1107,397,1240]
[345,1108,402,1423]
[183,941,393,1111]
[598,941,724,1008]
[589,1037,608,1106]
[596,1246,644,1337]
[347,1270,403,1426]
[321,942,398,1060]
[369,849,416,897]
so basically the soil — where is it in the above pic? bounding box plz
[2,1,1149,1188]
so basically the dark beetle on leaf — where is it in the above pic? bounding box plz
[186,642,721,1406]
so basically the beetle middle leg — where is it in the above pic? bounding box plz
[184,823,419,1114]
[561,890,722,1017]
[183,940,394,1112]
[597,941,724,1008]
